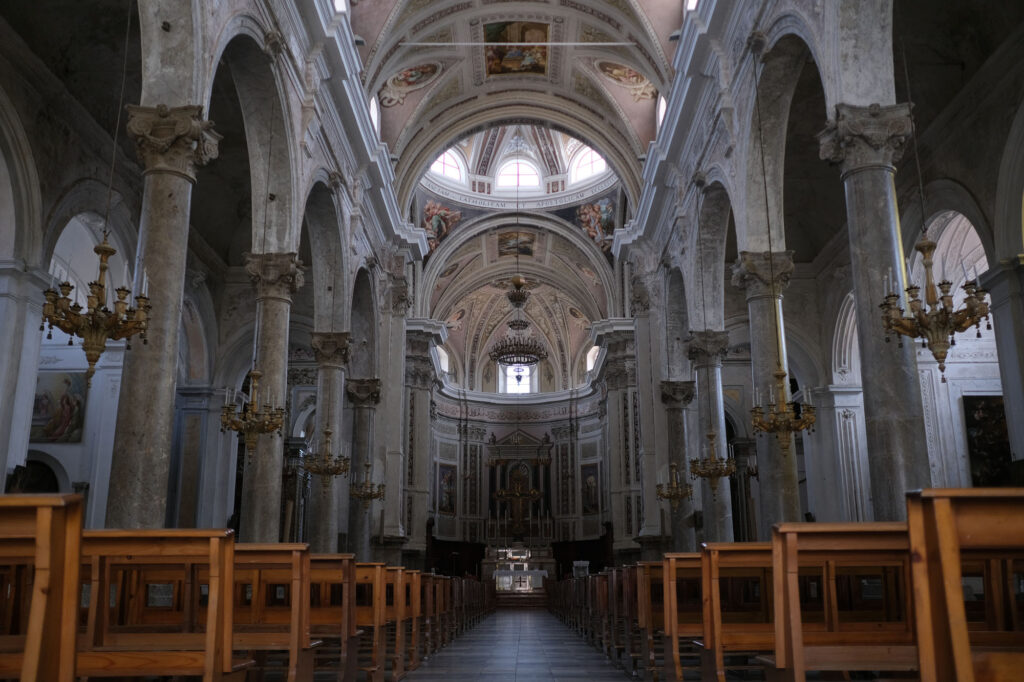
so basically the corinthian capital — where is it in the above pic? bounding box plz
[685,330,730,366]
[126,104,220,181]
[346,378,382,406]
[660,380,696,408]
[244,252,305,301]
[311,332,350,368]
[731,250,795,299]
[817,102,912,175]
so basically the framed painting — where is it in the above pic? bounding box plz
[963,395,1012,486]
[30,372,88,443]
[581,463,600,515]
[484,22,549,76]
[438,463,457,515]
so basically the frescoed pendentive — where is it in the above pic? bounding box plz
[484,22,549,76]
[595,60,656,101]
[379,62,442,107]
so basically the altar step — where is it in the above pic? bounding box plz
[496,590,548,608]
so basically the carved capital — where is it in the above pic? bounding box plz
[126,104,220,181]
[311,332,350,368]
[731,250,795,298]
[405,355,436,390]
[346,378,381,406]
[660,380,696,408]
[685,330,730,367]
[244,252,305,301]
[818,102,912,174]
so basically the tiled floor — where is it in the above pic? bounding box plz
[404,608,631,681]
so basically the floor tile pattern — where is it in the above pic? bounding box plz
[404,608,631,681]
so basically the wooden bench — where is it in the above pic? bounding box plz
[229,543,321,681]
[383,566,406,681]
[698,542,774,682]
[418,573,437,658]
[309,553,358,681]
[0,494,82,682]
[764,522,915,681]
[636,560,666,681]
[402,569,421,671]
[355,562,387,682]
[662,552,702,682]
[77,529,252,680]
[908,488,1024,682]
[619,564,644,676]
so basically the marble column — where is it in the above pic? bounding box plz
[405,320,446,561]
[308,332,350,553]
[685,330,734,542]
[107,105,219,528]
[660,381,697,551]
[732,250,801,535]
[0,264,47,489]
[239,252,304,542]
[346,378,381,560]
[979,256,1024,465]
[819,103,930,520]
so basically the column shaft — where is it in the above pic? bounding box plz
[347,378,381,560]
[307,332,350,552]
[980,257,1024,464]
[661,381,696,551]
[819,103,930,520]
[107,105,219,528]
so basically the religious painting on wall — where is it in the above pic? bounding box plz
[379,62,442,107]
[963,395,1013,486]
[484,22,549,76]
[423,200,462,253]
[548,190,617,261]
[497,231,535,256]
[438,463,457,515]
[581,463,600,515]
[595,60,656,101]
[30,372,87,443]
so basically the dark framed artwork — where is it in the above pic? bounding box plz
[30,372,88,443]
[438,463,457,515]
[581,463,600,515]
[963,395,1013,486]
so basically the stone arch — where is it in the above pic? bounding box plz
[5,452,67,494]
[349,268,377,379]
[0,85,42,265]
[137,0,203,106]
[300,179,346,331]
[692,180,734,330]
[665,268,690,380]
[831,292,860,385]
[177,295,212,386]
[900,178,995,265]
[993,97,1024,260]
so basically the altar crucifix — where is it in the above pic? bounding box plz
[495,462,542,538]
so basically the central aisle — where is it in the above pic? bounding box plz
[404,608,630,681]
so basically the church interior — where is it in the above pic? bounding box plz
[2,0,1024,680]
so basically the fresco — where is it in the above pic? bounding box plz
[438,463,457,514]
[380,62,441,107]
[497,231,535,257]
[581,463,600,515]
[423,200,462,253]
[484,22,549,76]
[596,60,656,101]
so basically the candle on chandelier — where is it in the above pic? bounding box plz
[142,269,149,297]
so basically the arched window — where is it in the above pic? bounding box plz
[569,147,607,184]
[436,346,450,373]
[430,150,463,181]
[586,345,600,372]
[501,364,534,394]
[496,160,540,188]
[369,96,380,134]
[656,95,668,134]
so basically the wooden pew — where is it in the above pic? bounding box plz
[0,494,82,682]
[383,566,406,681]
[765,522,915,681]
[907,488,1024,682]
[636,560,666,681]
[403,569,421,671]
[309,553,358,682]
[230,543,321,682]
[662,552,702,682]
[418,573,437,658]
[698,542,773,682]
[354,562,387,682]
[435,576,451,649]
[606,567,625,663]
[76,529,251,680]
[619,565,644,676]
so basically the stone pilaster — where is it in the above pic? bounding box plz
[980,257,1024,467]
[732,250,800,536]
[685,331,734,542]
[661,381,696,551]
[239,252,304,542]
[108,105,220,529]
[819,102,930,520]
[307,332,350,553]
[405,321,445,559]
[346,378,381,559]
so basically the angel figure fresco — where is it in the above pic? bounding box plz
[423,200,462,252]
[576,197,615,252]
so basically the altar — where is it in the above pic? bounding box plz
[482,545,556,593]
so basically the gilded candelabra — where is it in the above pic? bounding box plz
[350,461,385,507]
[656,462,693,509]
[302,429,350,479]
[220,369,285,454]
[750,368,816,456]
[689,431,736,493]
[880,237,990,382]
[41,235,151,385]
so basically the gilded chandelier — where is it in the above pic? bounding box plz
[881,237,990,382]
[656,463,693,509]
[302,429,350,479]
[350,461,385,507]
[751,368,816,454]
[689,431,736,493]
[41,234,151,386]
[220,369,285,454]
